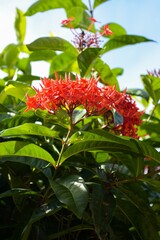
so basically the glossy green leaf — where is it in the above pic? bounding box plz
[25,0,87,16]
[29,50,56,61]
[1,156,52,178]
[61,130,160,164]
[126,88,149,102]
[111,67,124,77]
[109,22,126,36]
[50,175,88,218]
[114,112,123,125]
[93,58,119,89]
[22,197,62,240]
[141,75,160,104]
[78,48,101,77]
[0,141,56,167]
[0,123,61,140]
[0,82,34,103]
[0,188,40,199]
[102,35,154,53]
[26,37,76,53]
[67,7,92,30]
[50,50,78,73]
[90,185,116,239]
[72,109,86,124]
[3,44,20,68]
[93,0,109,9]
[15,8,26,44]
[17,58,31,75]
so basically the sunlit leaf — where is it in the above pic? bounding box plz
[126,88,149,102]
[111,67,124,77]
[3,44,20,68]
[78,48,101,77]
[50,175,88,218]
[0,82,34,103]
[93,0,109,9]
[61,130,160,164]
[102,35,154,53]
[29,50,56,61]
[141,75,160,104]
[25,0,87,16]
[50,50,78,73]
[15,8,26,44]
[67,7,92,30]
[0,141,56,167]
[0,123,61,140]
[27,37,76,53]
[93,58,119,89]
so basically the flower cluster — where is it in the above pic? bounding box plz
[26,74,143,138]
[61,17,113,51]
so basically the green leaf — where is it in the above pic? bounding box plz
[93,0,109,9]
[22,197,62,240]
[50,175,88,218]
[102,35,154,53]
[17,58,31,75]
[140,178,160,192]
[114,112,123,125]
[116,187,160,240]
[108,22,127,36]
[126,88,150,102]
[90,185,116,240]
[2,156,52,178]
[0,123,61,140]
[61,130,160,164]
[48,224,93,240]
[50,50,78,73]
[0,141,56,167]
[25,0,87,16]
[78,48,101,77]
[14,8,26,44]
[3,44,20,68]
[67,7,92,30]
[72,109,86,124]
[0,82,34,103]
[26,37,76,53]
[111,67,124,77]
[0,188,40,199]
[29,50,56,61]
[93,58,120,89]
[141,75,160,104]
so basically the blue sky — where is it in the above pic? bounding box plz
[0,0,160,90]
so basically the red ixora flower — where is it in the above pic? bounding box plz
[61,17,74,27]
[101,24,113,36]
[25,74,143,138]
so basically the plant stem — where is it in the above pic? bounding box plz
[88,0,93,17]
[55,127,72,168]
[147,102,158,121]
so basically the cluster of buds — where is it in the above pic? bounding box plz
[61,17,113,51]
[147,69,160,78]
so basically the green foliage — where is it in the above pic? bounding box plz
[0,1,160,240]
